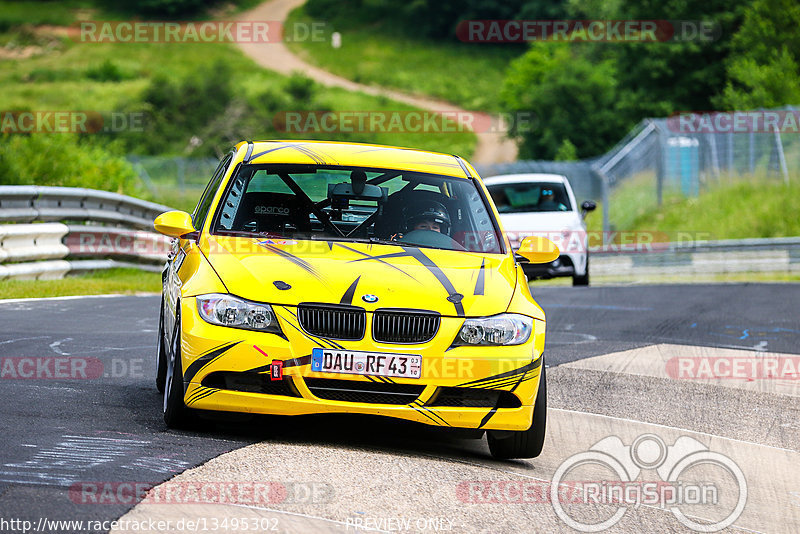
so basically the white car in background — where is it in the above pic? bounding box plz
[484,173,596,286]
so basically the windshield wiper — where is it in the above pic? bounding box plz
[310,235,401,246]
[214,229,288,239]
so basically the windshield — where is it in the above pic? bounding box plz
[210,164,503,254]
[487,182,572,213]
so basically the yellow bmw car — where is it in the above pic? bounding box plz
[154,140,559,459]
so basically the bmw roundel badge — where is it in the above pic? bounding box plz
[362,294,379,303]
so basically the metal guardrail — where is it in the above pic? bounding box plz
[64,225,171,263]
[0,223,69,263]
[591,237,800,278]
[0,186,172,230]
[0,186,173,280]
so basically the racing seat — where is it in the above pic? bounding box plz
[231,192,311,234]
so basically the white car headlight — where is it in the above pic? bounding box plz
[196,294,282,333]
[454,314,533,346]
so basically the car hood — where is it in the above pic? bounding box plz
[201,236,518,317]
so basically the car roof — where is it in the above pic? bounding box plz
[482,173,569,185]
[234,140,470,179]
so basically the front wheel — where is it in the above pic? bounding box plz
[163,309,192,428]
[487,364,547,459]
[155,297,167,393]
[572,255,589,286]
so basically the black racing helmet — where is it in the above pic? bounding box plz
[404,200,451,235]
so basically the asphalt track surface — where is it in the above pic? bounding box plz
[0,284,798,533]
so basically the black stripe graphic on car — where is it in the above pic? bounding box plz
[289,143,326,165]
[402,247,465,316]
[183,341,242,383]
[477,408,498,429]
[478,369,532,428]
[409,404,443,426]
[457,359,541,388]
[341,245,419,280]
[412,400,449,426]
[352,247,466,316]
[278,307,344,350]
[187,387,218,406]
[186,386,211,404]
[248,144,295,161]
[474,259,485,296]
[469,368,538,390]
[259,244,322,280]
[339,276,361,305]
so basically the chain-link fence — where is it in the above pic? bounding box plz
[131,107,798,228]
[478,106,798,238]
[128,155,219,211]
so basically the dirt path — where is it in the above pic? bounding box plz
[234,0,518,164]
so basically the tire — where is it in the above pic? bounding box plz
[487,365,547,460]
[163,309,192,428]
[155,297,167,393]
[572,254,589,286]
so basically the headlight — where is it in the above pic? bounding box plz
[454,314,533,346]
[196,294,282,333]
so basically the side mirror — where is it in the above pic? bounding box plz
[517,236,560,264]
[154,210,196,238]
[581,200,597,217]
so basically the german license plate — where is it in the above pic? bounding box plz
[311,348,421,379]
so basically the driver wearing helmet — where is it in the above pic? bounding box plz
[404,201,451,235]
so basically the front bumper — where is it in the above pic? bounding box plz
[178,298,545,432]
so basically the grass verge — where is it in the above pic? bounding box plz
[1,23,476,159]
[285,6,520,112]
[587,174,800,240]
[0,268,161,300]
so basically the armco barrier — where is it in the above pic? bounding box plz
[0,186,173,280]
[64,225,171,263]
[0,185,172,230]
[591,237,800,278]
[0,223,69,263]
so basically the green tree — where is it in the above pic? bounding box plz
[610,0,745,119]
[554,139,578,161]
[716,0,800,109]
[501,42,627,159]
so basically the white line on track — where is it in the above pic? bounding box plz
[0,293,157,305]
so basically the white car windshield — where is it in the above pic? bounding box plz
[487,182,572,213]
[210,164,503,254]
